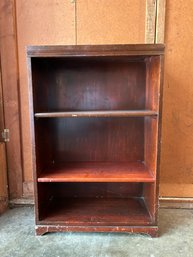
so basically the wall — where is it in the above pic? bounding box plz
[160,0,193,197]
[15,0,146,198]
[0,0,193,199]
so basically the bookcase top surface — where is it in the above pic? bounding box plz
[27,44,164,57]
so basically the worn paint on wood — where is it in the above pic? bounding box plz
[155,0,166,43]
[145,0,156,43]
[76,0,145,44]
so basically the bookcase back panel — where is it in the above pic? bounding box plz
[35,117,144,164]
[38,182,143,199]
[32,58,146,112]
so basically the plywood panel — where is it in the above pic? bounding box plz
[0,0,23,199]
[16,0,76,182]
[77,0,146,44]
[160,0,193,197]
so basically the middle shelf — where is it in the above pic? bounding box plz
[34,110,158,118]
[37,162,155,183]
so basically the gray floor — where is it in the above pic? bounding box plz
[0,207,193,257]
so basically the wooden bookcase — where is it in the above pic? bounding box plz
[27,44,164,237]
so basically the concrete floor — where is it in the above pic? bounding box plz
[0,207,193,257]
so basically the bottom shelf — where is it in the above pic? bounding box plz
[39,197,152,226]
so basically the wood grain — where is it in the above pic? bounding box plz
[76,0,145,44]
[39,198,152,226]
[15,0,76,182]
[38,162,155,183]
[0,0,23,198]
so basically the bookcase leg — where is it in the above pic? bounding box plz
[148,228,159,238]
[35,226,48,236]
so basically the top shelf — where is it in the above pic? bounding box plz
[34,110,158,118]
[27,44,164,57]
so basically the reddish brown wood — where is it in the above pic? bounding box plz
[144,117,158,177]
[143,183,157,223]
[31,57,147,113]
[28,44,164,236]
[36,225,158,237]
[39,198,152,226]
[35,117,145,163]
[27,44,164,57]
[38,162,155,182]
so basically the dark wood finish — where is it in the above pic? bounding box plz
[39,198,151,226]
[27,44,164,57]
[38,162,155,182]
[31,57,147,113]
[27,44,164,237]
[35,110,158,118]
[35,117,144,163]
[46,182,143,198]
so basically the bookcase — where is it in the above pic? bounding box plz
[27,44,164,237]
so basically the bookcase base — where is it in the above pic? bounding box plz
[35,225,158,238]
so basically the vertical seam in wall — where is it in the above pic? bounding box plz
[75,0,77,45]
[154,0,158,43]
[13,0,24,196]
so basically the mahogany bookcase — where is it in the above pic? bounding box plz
[27,44,164,236]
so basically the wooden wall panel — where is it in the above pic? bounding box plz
[76,0,146,44]
[3,0,193,199]
[160,0,193,197]
[0,0,23,199]
[15,0,76,183]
